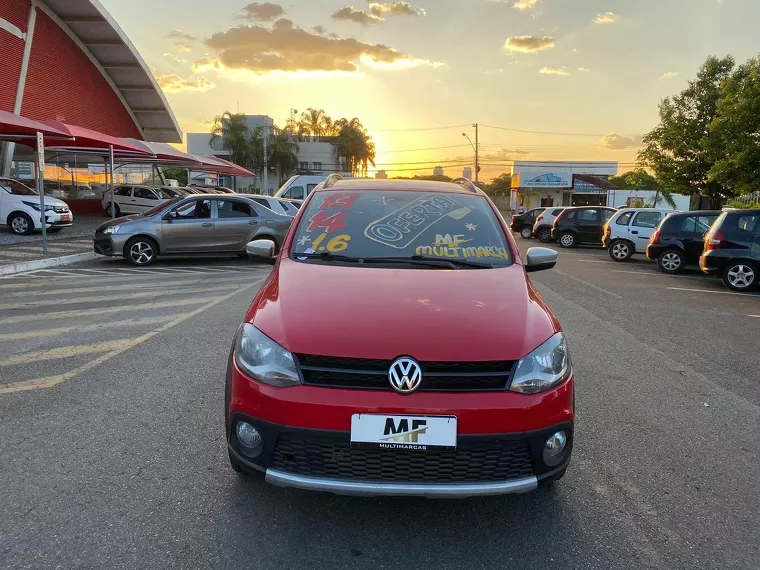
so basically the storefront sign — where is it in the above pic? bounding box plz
[513,171,573,189]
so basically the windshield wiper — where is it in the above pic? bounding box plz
[293,252,363,263]
[362,255,492,269]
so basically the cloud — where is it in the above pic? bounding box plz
[313,25,327,34]
[539,66,569,76]
[272,18,294,30]
[201,24,431,74]
[600,133,643,150]
[577,66,590,72]
[661,71,678,78]
[154,72,215,93]
[332,6,383,25]
[174,43,193,53]
[165,30,197,41]
[504,35,554,53]
[594,12,620,24]
[512,0,538,10]
[239,2,285,21]
[369,2,426,16]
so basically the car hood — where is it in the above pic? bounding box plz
[96,214,145,232]
[19,195,69,208]
[250,259,560,362]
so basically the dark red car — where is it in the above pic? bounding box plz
[226,177,574,497]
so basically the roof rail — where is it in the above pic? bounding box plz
[450,177,480,193]
[323,173,344,189]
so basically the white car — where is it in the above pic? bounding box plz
[248,196,299,217]
[0,177,73,235]
[102,185,173,216]
[273,175,328,201]
[603,208,676,262]
[532,207,566,243]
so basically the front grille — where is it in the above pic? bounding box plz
[296,354,515,391]
[270,434,534,483]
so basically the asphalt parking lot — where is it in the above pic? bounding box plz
[1,247,758,569]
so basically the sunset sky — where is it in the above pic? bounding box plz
[101,0,760,180]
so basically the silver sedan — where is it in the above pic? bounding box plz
[93,194,293,266]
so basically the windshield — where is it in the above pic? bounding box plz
[291,190,511,267]
[0,179,38,196]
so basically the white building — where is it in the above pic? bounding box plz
[186,114,349,194]
[510,161,618,209]
[463,166,473,180]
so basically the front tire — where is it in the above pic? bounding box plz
[722,261,758,292]
[520,227,533,240]
[537,227,553,243]
[9,212,34,235]
[608,240,634,262]
[657,249,685,274]
[558,231,576,248]
[125,236,158,266]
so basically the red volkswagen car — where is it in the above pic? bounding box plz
[226,177,574,497]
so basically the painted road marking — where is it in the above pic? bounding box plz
[0,339,135,367]
[0,268,264,286]
[0,278,265,394]
[0,296,221,326]
[0,285,239,311]
[553,269,623,299]
[667,287,760,297]
[0,314,189,341]
[575,260,609,264]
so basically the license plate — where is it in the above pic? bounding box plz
[350,414,457,451]
[61,214,70,221]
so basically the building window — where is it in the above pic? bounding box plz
[313,162,322,171]
[300,162,309,171]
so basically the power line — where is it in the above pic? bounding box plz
[480,124,641,138]
[375,124,471,133]
[383,144,473,153]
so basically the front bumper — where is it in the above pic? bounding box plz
[93,233,130,257]
[228,360,574,497]
[33,210,73,230]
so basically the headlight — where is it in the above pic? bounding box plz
[509,332,571,394]
[103,226,121,234]
[22,201,54,211]
[234,323,301,387]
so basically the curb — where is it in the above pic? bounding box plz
[0,252,98,276]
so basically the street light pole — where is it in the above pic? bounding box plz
[262,128,268,195]
[474,123,479,182]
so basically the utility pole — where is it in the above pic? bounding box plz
[473,123,479,183]
[262,128,268,195]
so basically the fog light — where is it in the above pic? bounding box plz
[542,431,568,467]
[235,422,263,458]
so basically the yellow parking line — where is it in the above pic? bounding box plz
[0,314,188,341]
[0,339,135,367]
[0,278,265,394]
[0,285,238,311]
[0,297,221,326]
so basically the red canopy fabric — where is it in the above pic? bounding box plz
[42,120,151,156]
[0,110,72,142]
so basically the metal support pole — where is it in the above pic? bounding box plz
[474,123,479,183]
[109,144,115,219]
[35,131,47,255]
[262,130,269,195]
[2,2,38,176]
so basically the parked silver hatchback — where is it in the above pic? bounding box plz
[93,194,293,266]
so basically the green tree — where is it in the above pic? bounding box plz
[298,108,329,140]
[268,127,300,183]
[209,112,252,168]
[610,168,676,208]
[335,118,376,176]
[161,167,188,186]
[638,56,736,209]
[485,173,512,197]
[708,56,760,195]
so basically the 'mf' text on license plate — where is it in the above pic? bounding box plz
[350,414,457,451]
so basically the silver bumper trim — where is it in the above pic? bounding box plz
[265,469,538,497]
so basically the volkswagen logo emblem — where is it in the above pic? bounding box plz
[388,357,422,394]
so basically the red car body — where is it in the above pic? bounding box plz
[227,179,574,497]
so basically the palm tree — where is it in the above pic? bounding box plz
[209,112,251,168]
[335,118,376,176]
[268,127,300,183]
[299,108,328,140]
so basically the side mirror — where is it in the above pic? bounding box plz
[246,239,275,258]
[164,211,178,221]
[525,247,558,273]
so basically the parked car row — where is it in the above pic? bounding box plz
[101,185,301,218]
